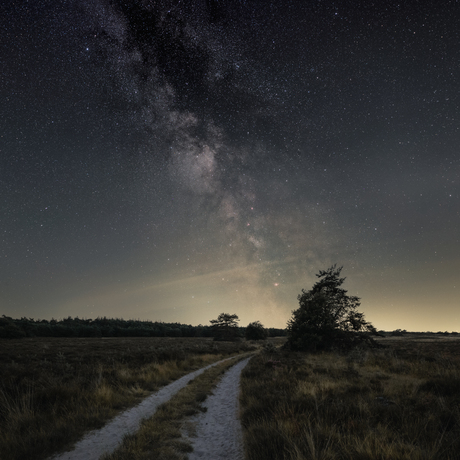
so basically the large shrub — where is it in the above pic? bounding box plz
[245,321,268,340]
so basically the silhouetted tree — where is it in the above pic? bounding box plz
[286,265,379,351]
[210,313,240,341]
[0,316,222,339]
[245,321,268,340]
[0,316,26,339]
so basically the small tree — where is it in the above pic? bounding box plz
[245,321,268,340]
[210,313,240,341]
[286,265,379,351]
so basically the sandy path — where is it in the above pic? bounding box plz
[49,357,237,460]
[183,356,251,460]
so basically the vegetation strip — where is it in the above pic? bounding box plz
[0,316,285,339]
[101,353,253,460]
[240,343,460,460]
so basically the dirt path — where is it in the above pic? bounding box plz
[49,357,238,460]
[183,356,251,460]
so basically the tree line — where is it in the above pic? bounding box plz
[0,315,286,339]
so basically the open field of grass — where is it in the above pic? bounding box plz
[0,337,256,460]
[3,335,459,460]
[241,336,460,460]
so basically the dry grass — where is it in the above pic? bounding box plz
[0,337,255,460]
[240,337,460,460]
[101,354,253,460]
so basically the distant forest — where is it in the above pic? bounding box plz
[0,315,287,339]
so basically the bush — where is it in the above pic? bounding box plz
[245,321,268,340]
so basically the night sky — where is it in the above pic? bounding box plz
[1,0,459,331]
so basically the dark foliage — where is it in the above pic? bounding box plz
[245,321,268,340]
[266,327,287,337]
[286,265,379,351]
[210,313,240,341]
[0,315,287,340]
[0,317,26,339]
[0,315,214,339]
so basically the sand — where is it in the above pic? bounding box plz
[49,356,239,460]
[183,356,251,459]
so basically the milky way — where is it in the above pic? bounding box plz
[1,0,459,330]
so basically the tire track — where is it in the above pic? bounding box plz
[49,356,238,460]
[183,356,252,460]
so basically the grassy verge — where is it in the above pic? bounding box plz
[240,342,460,460]
[102,353,253,460]
[0,337,256,460]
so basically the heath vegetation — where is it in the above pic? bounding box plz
[240,336,460,460]
[0,336,255,460]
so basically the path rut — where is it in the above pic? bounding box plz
[49,357,238,460]
[183,356,251,459]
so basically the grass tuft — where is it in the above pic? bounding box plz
[240,338,460,460]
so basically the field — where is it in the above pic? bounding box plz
[2,335,460,460]
[0,337,255,460]
[241,335,460,460]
